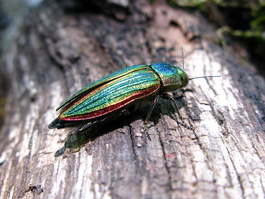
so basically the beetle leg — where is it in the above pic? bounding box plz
[140,124,152,141]
[161,93,194,130]
[144,96,158,124]
[138,96,159,141]
[160,93,183,120]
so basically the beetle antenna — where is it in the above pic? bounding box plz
[181,47,184,69]
[189,75,221,80]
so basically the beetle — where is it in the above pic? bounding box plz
[48,62,218,130]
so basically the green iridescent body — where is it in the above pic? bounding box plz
[48,63,189,129]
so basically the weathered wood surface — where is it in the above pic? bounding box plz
[0,0,265,198]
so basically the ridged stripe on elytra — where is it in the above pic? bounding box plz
[60,68,161,121]
[57,64,150,111]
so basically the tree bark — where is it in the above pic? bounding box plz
[0,0,265,199]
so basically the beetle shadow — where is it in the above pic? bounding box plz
[54,91,190,157]
[54,117,124,157]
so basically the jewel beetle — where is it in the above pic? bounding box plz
[48,62,219,130]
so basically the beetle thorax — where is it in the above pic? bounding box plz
[150,63,189,92]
